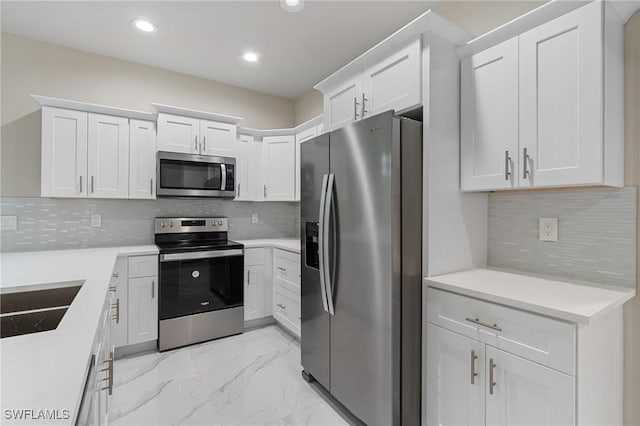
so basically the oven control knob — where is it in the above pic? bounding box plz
[160,221,165,228]
[169,222,173,227]
[217,220,222,226]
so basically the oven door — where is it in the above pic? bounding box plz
[159,249,244,320]
[157,151,236,198]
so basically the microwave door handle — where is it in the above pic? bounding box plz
[323,173,335,316]
[220,164,227,191]
[318,174,329,313]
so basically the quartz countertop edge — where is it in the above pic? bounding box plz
[0,245,159,425]
[236,238,300,253]
[425,268,636,325]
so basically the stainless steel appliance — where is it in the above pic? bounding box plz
[300,111,422,426]
[156,217,244,351]
[156,151,236,198]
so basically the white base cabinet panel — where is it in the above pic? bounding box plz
[272,248,301,337]
[112,257,129,348]
[128,276,158,345]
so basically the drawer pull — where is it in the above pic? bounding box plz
[277,267,287,272]
[465,317,502,332]
[277,303,286,310]
[489,358,497,395]
[470,350,478,385]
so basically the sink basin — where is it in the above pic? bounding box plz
[0,281,83,338]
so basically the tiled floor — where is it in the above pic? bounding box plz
[109,326,351,426]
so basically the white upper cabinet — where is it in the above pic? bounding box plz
[262,135,295,201]
[87,114,129,198]
[460,1,623,191]
[362,38,421,118]
[200,119,236,157]
[156,113,200,154]
[295,125,319,201]
[129,120,157,200]
[324,75,362,131]
[318,37,422,131]
[461,39,519,191]
[518,1,604,188]
[41,107,88,198]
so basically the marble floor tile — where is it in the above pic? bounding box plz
[109,325,351,426]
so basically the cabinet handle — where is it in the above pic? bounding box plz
[353,97,360,121]
[465,317,502,332]
[504,150,512,181]
[150,178,153,195]
[470,350,478,384]
[151,281,155,299]
[79,175,83,193]
[91,176,95,193]
[264,185,267,198]
[277,267,286,272]
[112,273,119,278]
[237,183,240,198]
[277,303,286,310]
[99,353,114,396]
[248,269,251,285]
[523,147,530,179]
[362,93,368,117]
[109,285,116,292]
[194,135,198,152]
[112,299,120,324]
[202,136,206,153]
[489,358,497,395]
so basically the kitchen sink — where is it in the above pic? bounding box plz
[0,281,83,338]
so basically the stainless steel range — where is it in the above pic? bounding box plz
[155,217,244,351]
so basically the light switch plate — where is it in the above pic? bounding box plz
[0,215,18,230]
[539,217,558,242]
[251,213,259,224]
[91,214,102,228]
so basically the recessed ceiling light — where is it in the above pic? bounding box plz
[280,0,304,13]
[243,52,259,63]
[132,19,156,33]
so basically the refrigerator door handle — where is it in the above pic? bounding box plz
[323,173,335,315]
[318,174,329,313]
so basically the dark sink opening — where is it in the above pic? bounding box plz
[1,308,69,338]
[0,285,82,314]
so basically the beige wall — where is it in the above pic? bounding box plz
[623,11,640,426]
[294,89,323,126]
[0,33,295,196]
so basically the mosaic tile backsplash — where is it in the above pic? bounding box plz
[488,187,636,289]
[0,197,299,252]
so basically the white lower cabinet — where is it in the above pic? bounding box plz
[244,248,267,321]
[272,248,301,337]
[111,257,128,348]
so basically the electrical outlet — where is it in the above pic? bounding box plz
[91,214,102,228]
[539,217,558,242]
[251,213,259,224]
[0,215,18,231]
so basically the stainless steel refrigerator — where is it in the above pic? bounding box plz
[300,111,422,426]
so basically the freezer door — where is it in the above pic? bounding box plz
[329,111,401,426]
[300,133,331,390]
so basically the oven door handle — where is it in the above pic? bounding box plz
[160,249,243,262]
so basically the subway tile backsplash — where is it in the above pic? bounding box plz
[0,197,299,252]
[488,187,636,289]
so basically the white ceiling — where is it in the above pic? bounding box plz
[1,1,442,100]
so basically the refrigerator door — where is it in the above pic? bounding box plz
[328,111,401,426]
[300,133,331,390]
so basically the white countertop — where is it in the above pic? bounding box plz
[0,245,158,425]
[236,238,300,253]
[425,268,636,324]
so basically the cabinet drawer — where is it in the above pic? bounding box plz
[244,248,264,266]
[128,255,158,278]
[426,287,575,375]
[274,284,300,337]
[274,249,300,288]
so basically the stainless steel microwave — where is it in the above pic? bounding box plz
[156,151,236,198]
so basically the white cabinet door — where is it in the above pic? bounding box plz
[235,134,253,200]
[112,257,128,348]
[87,114,129,198]
[244,265,265,321]
[519,1,602,188]
[200,119,236,157]
[129,120,156,199]
[128,276,158,345]
[262,135,295,201]
[41,107,88,197]
[157,113,199,154]
[485,346,574,426]
[324,75,362,131]
[363,38,421,117]
[461,38,519,191]
[426,324,485,426]
[295,126,318,201]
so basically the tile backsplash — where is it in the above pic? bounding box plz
[488,187,636,288]
[0,197,299,252]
